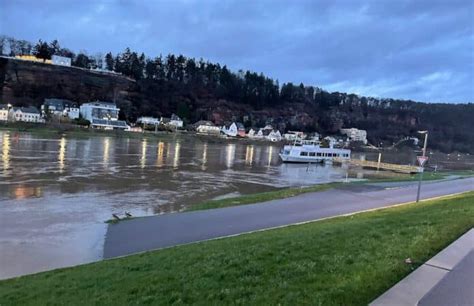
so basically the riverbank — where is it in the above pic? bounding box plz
[1,192,473,305]
[0,122,177,140]
[182,171,472,213]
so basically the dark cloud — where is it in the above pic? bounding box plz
[1,0,472,102]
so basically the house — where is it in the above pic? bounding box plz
[222,122,245,137]
[222,122,238,137]
[137,117,161,125]
[51,55,71,66]
[340,128,368,144]
[170,114,184,128]
[283,131,306,141]
[247,128,256,138]
[79,101,128,130]
[42,98,79,119]
[236,123,246,137]
[15,55,52,64]
[10,106,42,123]
[0,104,10,121]
[195,120,220,135]
[267,130,282,142]
[160,114,183,129]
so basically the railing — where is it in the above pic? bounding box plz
[333,158,420,174]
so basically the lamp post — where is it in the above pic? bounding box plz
[416,130,428,202]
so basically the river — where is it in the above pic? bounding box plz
[0,130,471,279]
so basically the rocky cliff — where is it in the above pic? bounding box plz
[1,57,473,154]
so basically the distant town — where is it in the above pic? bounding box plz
[0,97,369,148]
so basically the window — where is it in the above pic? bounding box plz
[317,153,322,157]
[309,152,316,156]
[300,152,308,156]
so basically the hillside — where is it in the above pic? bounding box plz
[0,56,473,153]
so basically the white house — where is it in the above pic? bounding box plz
[42,98,79,119]
[160,114,183,129]
[137,116,161,125]
[283,131,306,141]
[222,122,246,137]
[169,114,183,128]
[80,101,127,130]
[195,120,220,135]
[0,104,10,121]
[247,128,256,138]
[267,130,282,142]
[340,128,368,144]
[10,106,42,123]
[222,122,238,137]
[51,55,71,66]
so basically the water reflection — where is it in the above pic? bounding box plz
[140,139,147,169]
[267,146,274,167]
[2,133,10,175]
[103,138,110,168]
[226,143,236,168]
[173,142,180,168]
[58,137,67,173]
[10,185,42,199]
[245,145,254,166]
[156,141,165,168]
[202,143,208,170]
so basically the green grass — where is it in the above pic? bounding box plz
[361,169,474,183]
[186,170,473,212]
[0,123,177,141]
[1,192,473,305]
[186,183,341,211]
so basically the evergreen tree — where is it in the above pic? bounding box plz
[33,40,52,60]
[73,53,92,68]
[105,52,114,71]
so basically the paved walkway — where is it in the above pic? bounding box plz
[104,177,474,258]
[371,229,474,306]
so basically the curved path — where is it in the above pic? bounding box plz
[104,177,474,258]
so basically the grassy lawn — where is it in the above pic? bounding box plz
[1,192,473,305]
[0,123,177,140]
[186,183,341,211]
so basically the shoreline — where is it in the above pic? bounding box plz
[2,191,472,305]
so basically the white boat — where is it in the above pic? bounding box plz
[279,139,351,163]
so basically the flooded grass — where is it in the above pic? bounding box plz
[1,192,473,305]
[186,182,342,211]
[363,170,474,183]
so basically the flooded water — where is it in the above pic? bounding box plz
[0,131,472,279]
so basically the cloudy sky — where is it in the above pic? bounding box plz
[1,0,473,103]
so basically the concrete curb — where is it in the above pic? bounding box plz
[370,228,474,306]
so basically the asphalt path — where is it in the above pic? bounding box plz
[104,177,474,258]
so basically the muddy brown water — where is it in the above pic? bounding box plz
[0,131,472,279]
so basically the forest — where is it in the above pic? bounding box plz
[1,36,473,154]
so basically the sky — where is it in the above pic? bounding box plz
[1,0,473,103]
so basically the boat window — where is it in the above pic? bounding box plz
[300,152,308,156]
[317,153,322,157]
[309,152,316,156]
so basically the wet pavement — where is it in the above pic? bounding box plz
[104,177,474,258]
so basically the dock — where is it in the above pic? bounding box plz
[333,157,420,174]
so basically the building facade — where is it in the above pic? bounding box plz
[0,104,9,121]
[51,55,72,66]
[195,121,220,135]
[42,98,79,119]
[10,107,42,123]
[79,101,127,130]
[340,128,368,144]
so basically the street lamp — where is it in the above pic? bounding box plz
[416,130,429,202]
[418,130,428,157]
